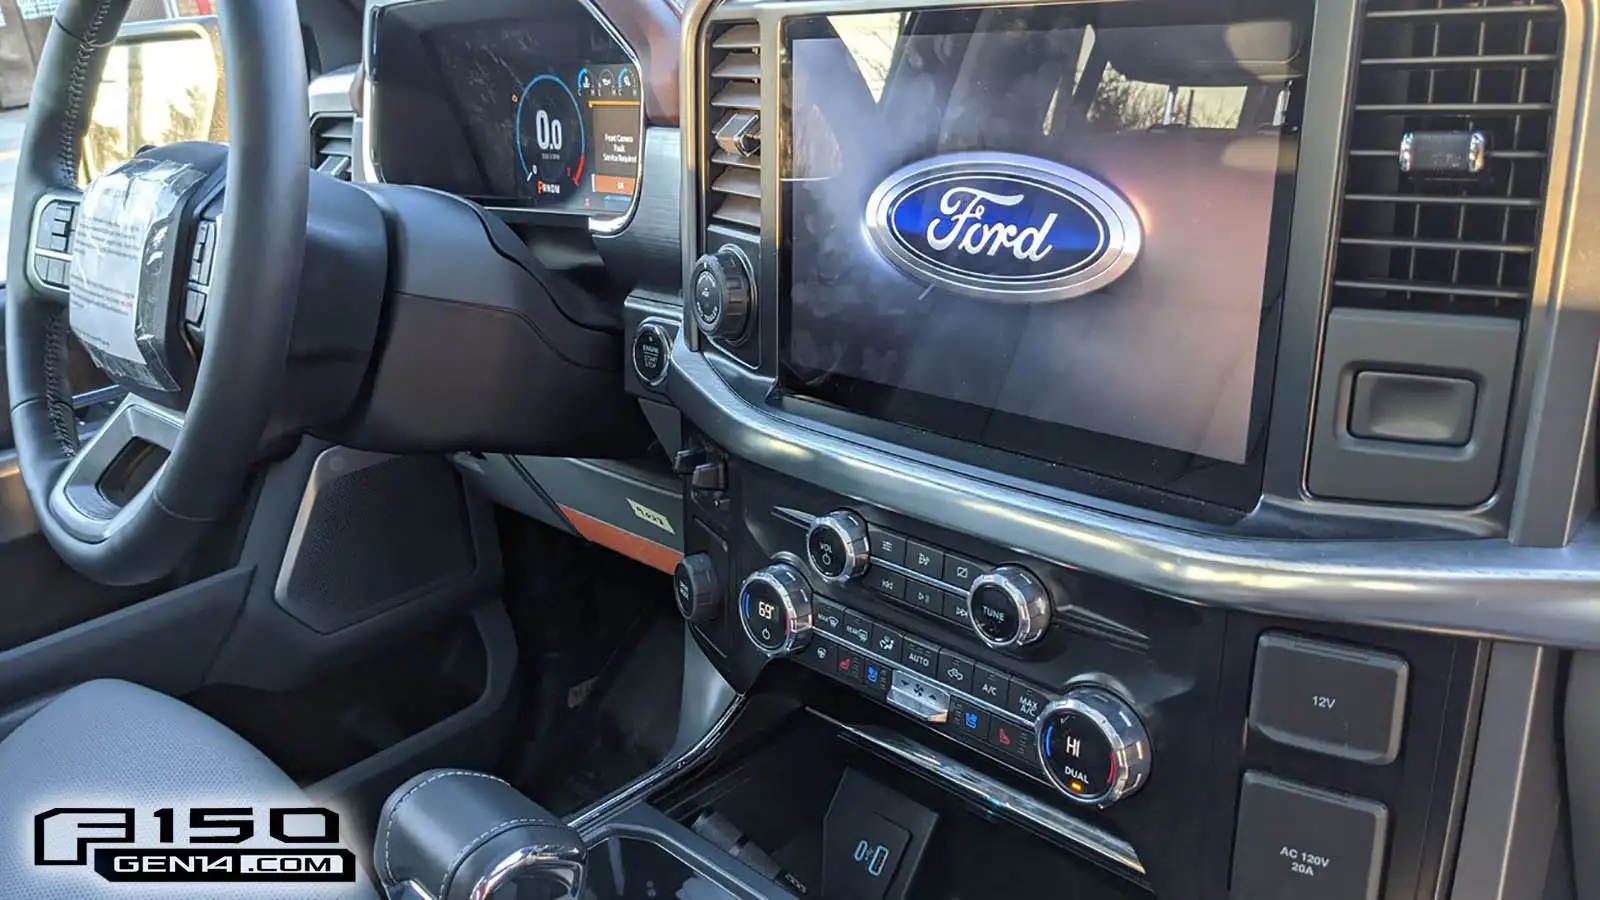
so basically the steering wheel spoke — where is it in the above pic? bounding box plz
[46,394,182,543]
[24,188,81,300]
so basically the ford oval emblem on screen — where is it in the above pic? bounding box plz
[864,152,1142,302]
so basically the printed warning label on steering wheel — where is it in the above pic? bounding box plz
[67,158,205,391]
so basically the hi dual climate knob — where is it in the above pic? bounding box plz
[691,245,754,341]
[738,562,813,657]
[967,565,1051,648]
[1036,686,1151,808]
[805,510,870,583]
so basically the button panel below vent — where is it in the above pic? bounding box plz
[1332,0,1563,318]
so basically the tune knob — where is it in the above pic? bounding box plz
[674,553,721,624]
[737,561,813,657]
[1036,686,1151,808]
[805,510,870,583]
[966,565,1051,648]
[690,245,754,341]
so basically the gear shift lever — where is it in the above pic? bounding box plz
[375,769,587,900]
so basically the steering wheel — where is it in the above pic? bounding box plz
[5,1,308,585]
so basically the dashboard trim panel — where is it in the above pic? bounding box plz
[667,335,1600,650]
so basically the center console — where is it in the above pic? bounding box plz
[614,0,1574,896]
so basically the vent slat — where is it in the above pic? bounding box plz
[712,149,761,170]
[712,23,760,50]
[710,195,762,229]
[704,21,762,241]
[712,52,760,81]
[1334,278,1531,301]
[712,168,762,200]
[1352,102,1553,115]
[1348,148,1547,160]
[1330,0,1562,316]
[311,115,354,182]
[1360,53,1559,69]
[1366,4,1561,22]
[1344,192,1542,209]
[711,81,761,110]
[1340,236,1537,255]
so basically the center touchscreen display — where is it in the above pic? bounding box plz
[780,3,1307,504]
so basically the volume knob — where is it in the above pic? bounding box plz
[737,562,813,657]
[1036,686,1151,808]
[690,245,754,341]
[805,510,870,583]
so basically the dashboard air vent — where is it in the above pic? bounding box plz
[1332,0,1563,317]
[704,22,761,236]
[310,114,355,181]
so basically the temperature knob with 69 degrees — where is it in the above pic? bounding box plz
[805,510,870,583]
[738,561,814,657]
[690,245,754,342]
[1036,686,1151,808]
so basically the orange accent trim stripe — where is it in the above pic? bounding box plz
[560,506,682,575]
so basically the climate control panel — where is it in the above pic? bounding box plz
[675,444,1488,900]
[732,542,1149,808]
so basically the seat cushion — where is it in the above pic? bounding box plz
[0,679,376,899]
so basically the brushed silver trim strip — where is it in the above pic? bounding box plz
[668,334,1600,649]
[815,712,1146,879]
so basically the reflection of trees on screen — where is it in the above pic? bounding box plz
[84,122,126,183]
[1088,71,1245,132]
[159,85,210,146]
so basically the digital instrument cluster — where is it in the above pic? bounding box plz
[369,0,644,224]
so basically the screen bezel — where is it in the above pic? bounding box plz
[774,4,1309,511]
[366,0,644,228]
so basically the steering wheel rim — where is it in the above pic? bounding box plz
[5,0,309,585]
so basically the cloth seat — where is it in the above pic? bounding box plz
[0,679,377,899]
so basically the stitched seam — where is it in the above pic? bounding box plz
[379,770,512,884]
[439,817,548,900]
[42,311,76,455]
[60,0,114,185]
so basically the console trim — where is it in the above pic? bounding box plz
[816,712,1147,880]
[668,337,1600,650]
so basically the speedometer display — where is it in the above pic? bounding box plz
[517,74,585,201]
[418,12,643,220]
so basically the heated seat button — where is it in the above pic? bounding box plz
[1231,772,1389,900]
[862,660,893,697]
[947,698,989,741]
[1249,633,1409,764]
[990,720,1034,760]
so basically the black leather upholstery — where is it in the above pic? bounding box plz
[376,768,585,900]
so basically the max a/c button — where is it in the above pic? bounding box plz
[1231,772,1388,900]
